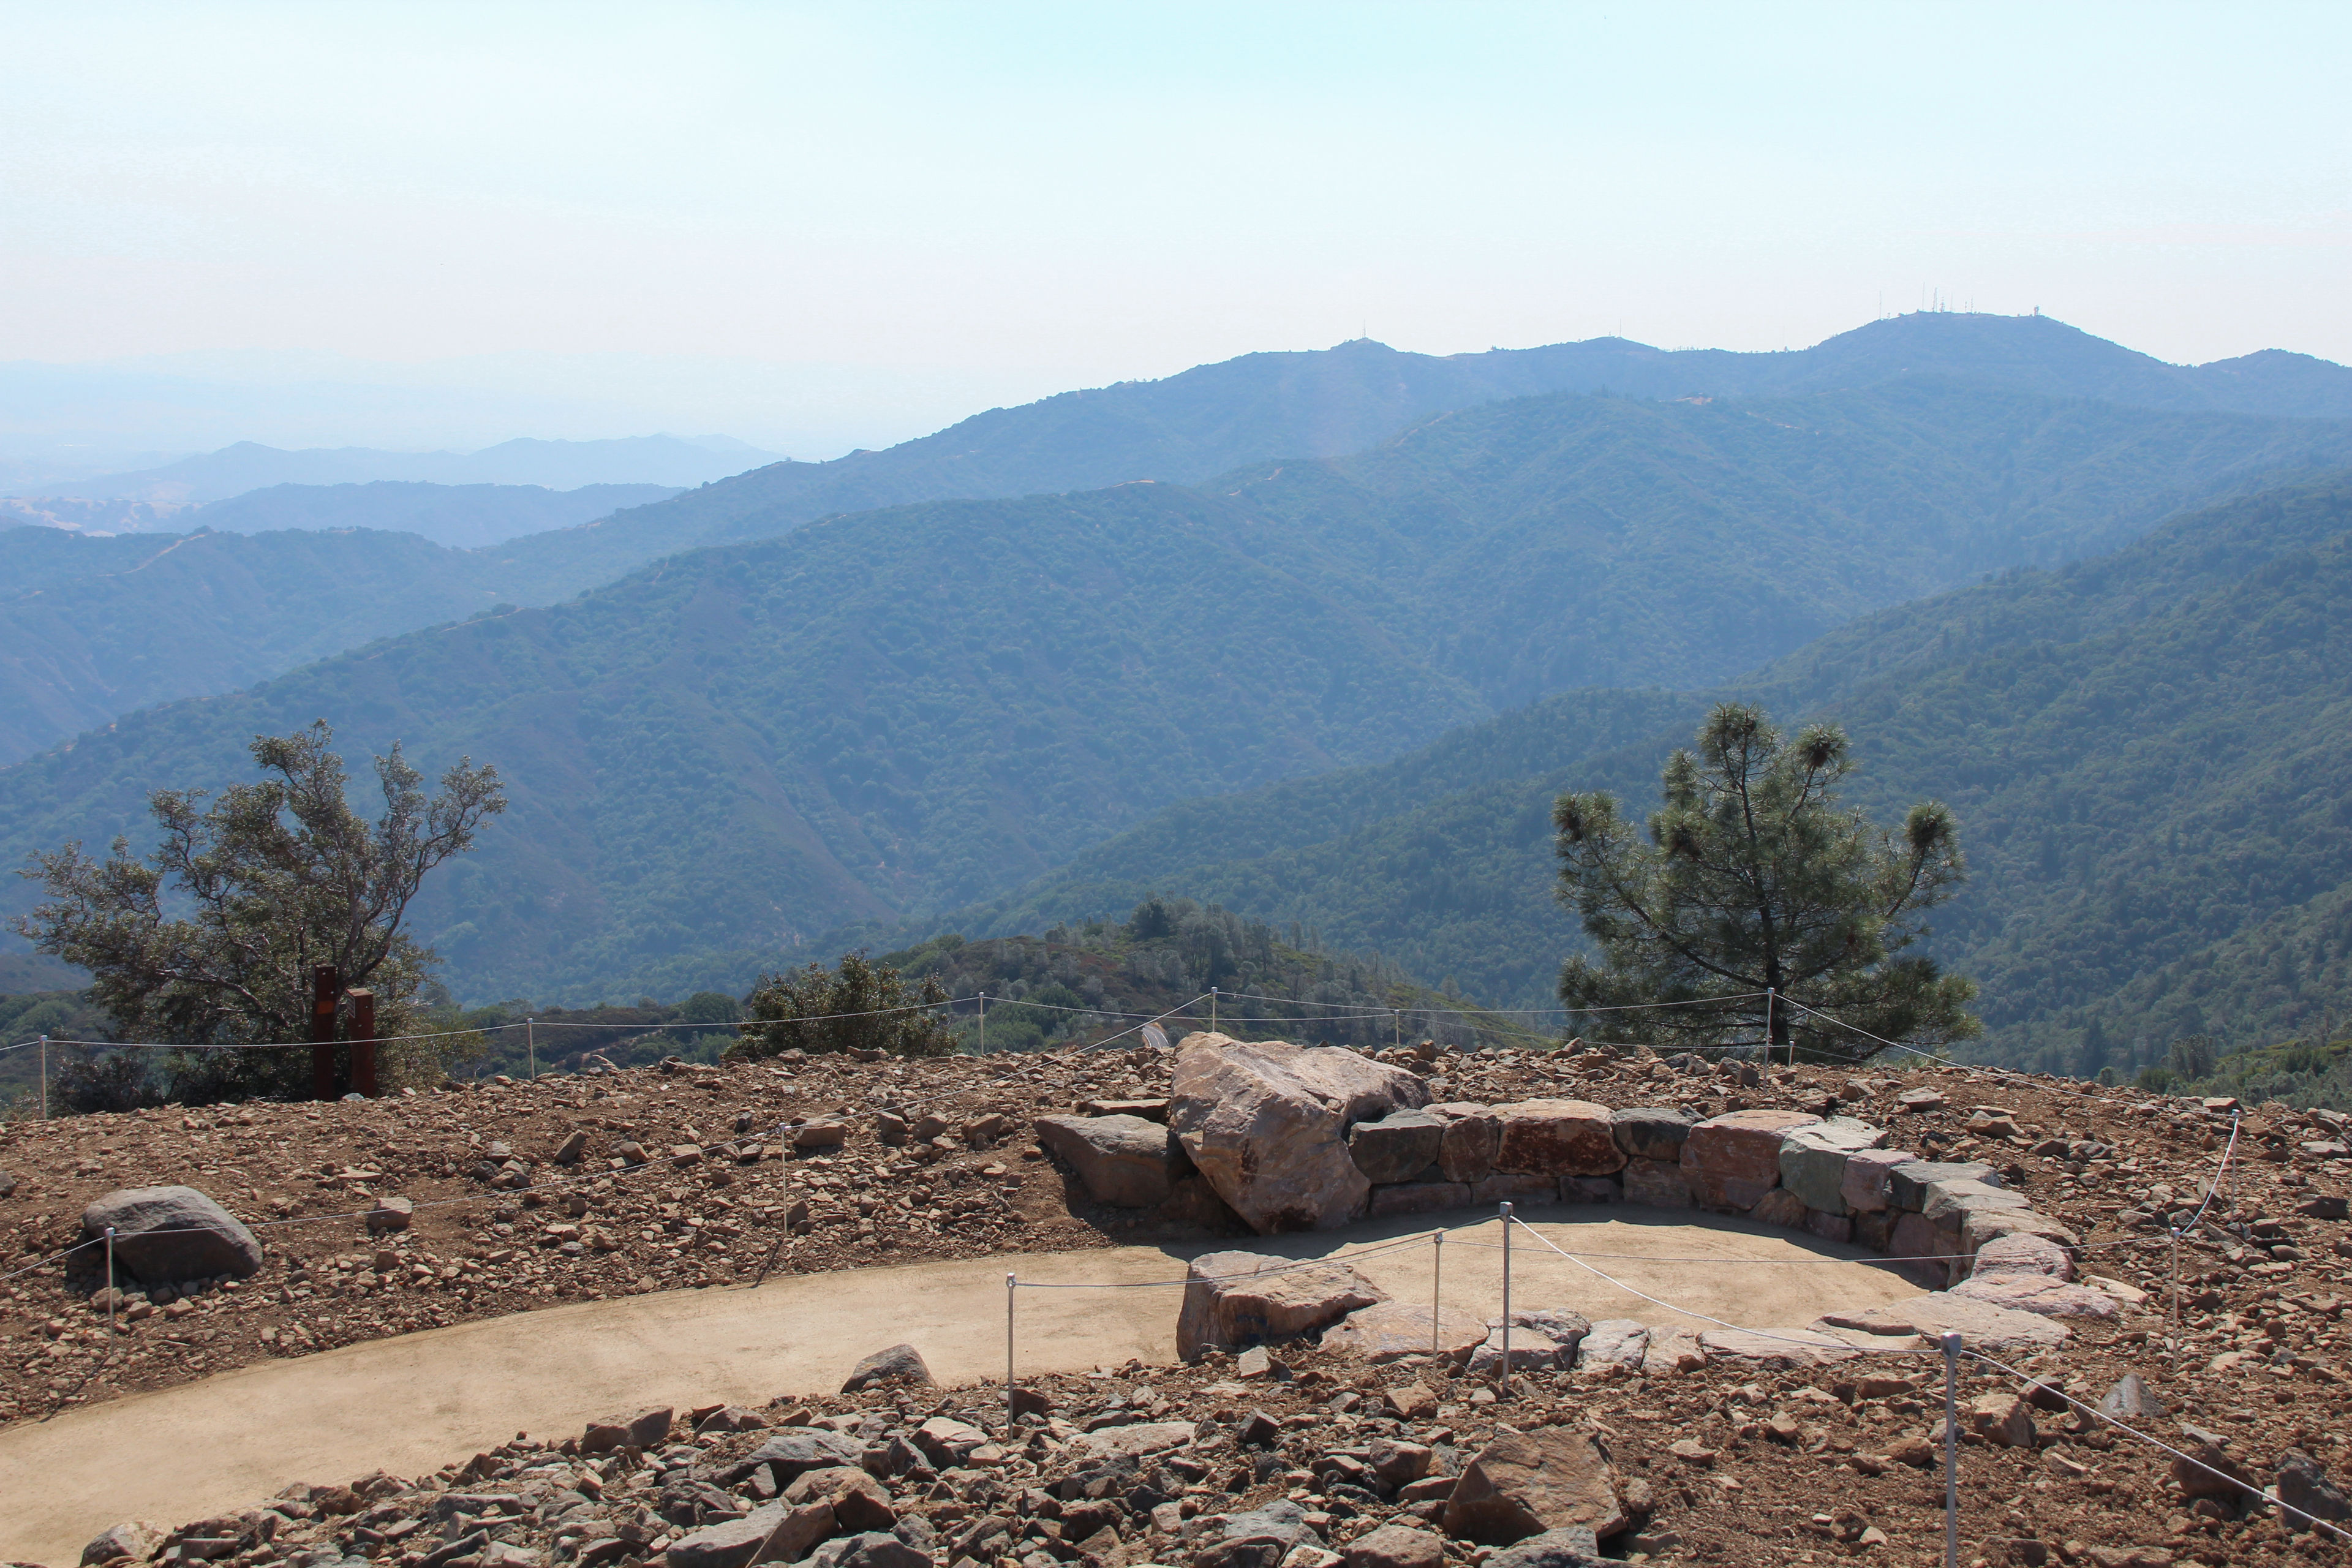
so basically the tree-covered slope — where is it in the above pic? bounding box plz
[0,528,518,765]
[0,483,1483,1002]
[953,480,2352,1065]
[2,384,2345,1007]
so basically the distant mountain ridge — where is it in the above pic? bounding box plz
[194,482,683,550]
[17,435,775,505]
[474,312,2352,600]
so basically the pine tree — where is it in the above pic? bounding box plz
[1553,702,1978,1065]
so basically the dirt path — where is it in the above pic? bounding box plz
[0,1206,1917,1566]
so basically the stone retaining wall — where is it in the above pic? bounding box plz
[1035,1034,2081,1289]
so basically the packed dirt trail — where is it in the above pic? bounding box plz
[0,1207,1915,1567]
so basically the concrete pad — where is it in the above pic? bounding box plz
[0,1208,1919,1568]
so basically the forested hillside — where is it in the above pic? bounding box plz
[957,480,2352,1074]
[10,317,2350,778]
[0,528,516,764]
[5,381,2343,1004]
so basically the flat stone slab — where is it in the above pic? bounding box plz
[1323,1301,1487,1363]
[1947,1274,2119,1320]
[1494,1100,1624,1177]
[1697,1327,1861,1367]
[1070,1420,1197,1460]
[1815,1291,2071,1351]
[1887,1160,1999,1213]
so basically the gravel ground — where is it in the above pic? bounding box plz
[6,1037,2352,1566]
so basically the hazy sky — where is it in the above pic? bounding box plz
[4,1,2346,455]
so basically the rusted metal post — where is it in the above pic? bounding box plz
[349,989,377,1098]
[311,964,340,1100]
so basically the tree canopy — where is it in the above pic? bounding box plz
[727,951,960,1060]
[1552,702,1977,1063]
[14,720,504,1100]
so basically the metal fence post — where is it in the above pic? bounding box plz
[527,1016,536,1082]
[1431,1230,1444,1355]
[38,1035,48,1119]
[1005,1272,1018,1440]
[1498,1203,1513,1396]
[1942,1330,1962,1568]
[105,1227,117,1338]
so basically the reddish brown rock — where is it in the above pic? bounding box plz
[1680,1109,1821,1211]
[1324,1300,1487,1364]
[1169,1033,1429,1232]
[1430,1104,1499,1185]
[1175,1250,1388,1359]
[1441,1428,1626,1544]
[1493,1099,1626,1177]
[1749,1188,1807,1227]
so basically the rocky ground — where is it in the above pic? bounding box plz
[7,1038,2352,1566]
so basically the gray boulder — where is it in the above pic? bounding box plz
[2277,1450,2352,1533]
[0,1168,15,1200]
[665,1501,829,1568]
[1483,1529,1607,1568]
[730,1428,865,1488]
[1189,1499,1311,1568]
[1574,1319,1649,1370]
[1608,1108,1692,1163]
[83,1186,262,1286]
[1349,1109,1447,1185]
[2097,1373,2163,1422]
[808,1532,929,1568]
[81,1522,162,1566]
[841,1343,932,1393]
[1886,1160,1999,1212]
[1033,1114,1192,1207]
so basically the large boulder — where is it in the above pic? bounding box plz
[1442,1428,1625,1545]
[1175,1250,1388,1359]
[1430,1104,1500,1185]
[1033,1114,1191,1207]
[1837,1147,1914,1214]
[1348,1109,1447,1185]
[1776,1119,1886,1215]
[1170,1034,1429,1232]
[1886,1160,1999,1212]
[1679,1110,1820,1212]
[1494,1100,1624,1177]
[83,1186,262,1286]
[1608,1108,1692,1163]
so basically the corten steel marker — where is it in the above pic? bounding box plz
[311,964,340,1101]
[349,989,377,1098]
